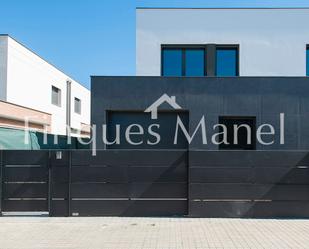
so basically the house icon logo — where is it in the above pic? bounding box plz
[144,94,182,119]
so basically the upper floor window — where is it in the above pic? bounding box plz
[162,44,238,77]
[162,49,183,76]
[162,47,206,76]
[51,86,61,107]
[74,97,81,114]
[306,45,309,76]
[216,46,239,76]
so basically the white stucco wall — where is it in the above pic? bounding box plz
[0,36,8,101]
[136,8,309,76]
[4,36,90,135]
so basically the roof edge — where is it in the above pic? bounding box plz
[136,7,309,10]
[3,34,90,91]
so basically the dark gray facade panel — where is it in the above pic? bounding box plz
[189,201,309,218]
[71,166,128,183]
[190,184,309,201]
[190,167,252,183]
[91,76,309,150]
[71,150,187,167]
[189,151,308,167]
[71,200,187,217]
[3,150,49,165]
[4,167,48,182]
[4,183,48,198]
[3,200,48,212]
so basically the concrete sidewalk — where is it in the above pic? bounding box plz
[0,217,308,249]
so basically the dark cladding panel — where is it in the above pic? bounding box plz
[71,150,188,167]
[4,167,48,182]
[71,166,128,183]
[190,167,252,183]
[71,200,187,217]
[190,201,309,218]
[190,184,309,201]
[4,183,48,198]
[130,183,187,198]
[3,150,49,165]
[3,200,48,212]
[71,183,129,198]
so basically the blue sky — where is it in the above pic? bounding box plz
[1,0,309,89]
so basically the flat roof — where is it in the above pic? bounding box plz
[0,34,89,91]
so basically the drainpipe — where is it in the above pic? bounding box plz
[66,80,72,136]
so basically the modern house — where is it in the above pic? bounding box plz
[93,8,309,150]
[87,8,309,217]
[0,35,90,137]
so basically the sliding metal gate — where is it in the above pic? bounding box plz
[189,151,309,218]
[1,150,309,218]
[1,151,49,213]
[70,150,188,216]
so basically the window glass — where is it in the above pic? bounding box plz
[74,97,81,114]
[216,48,238,76]
[306,48,309,76]
[162,49,182,76]
[218,117,256,150]
[51,86,61,107]
[185,49,205,76]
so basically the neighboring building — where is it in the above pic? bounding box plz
[136,8,309,77]
[0,34,90,137]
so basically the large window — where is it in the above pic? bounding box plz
[51,86,61,107]
[306,45,309,76]
[74,97,81,114]
[185,49,205,76]
[162,44,238,77]
[162,49,183,76]
[162,47,206,76]
[218,116,256,150]
[216,47,239,76]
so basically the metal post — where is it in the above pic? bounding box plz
[187,149,190,217]
[48,151,52,217]
[68,150,72,217]
[66,80,72,136]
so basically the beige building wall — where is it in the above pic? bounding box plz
[0,100,51,132]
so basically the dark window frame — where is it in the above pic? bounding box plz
[161,44,239,77]
[215,45,240,77]
[218,116,256,150]
[74,97,81,115]
[306,44,309,77]
[51,85,61,107]
[161,45,207,76]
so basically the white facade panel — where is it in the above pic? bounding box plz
[0,36,8,101]
[2,36,90,136]
[136,8,309,76]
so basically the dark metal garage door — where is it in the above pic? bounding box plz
[106,111,189,149]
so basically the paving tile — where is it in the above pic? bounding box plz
[0,217,309,248]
